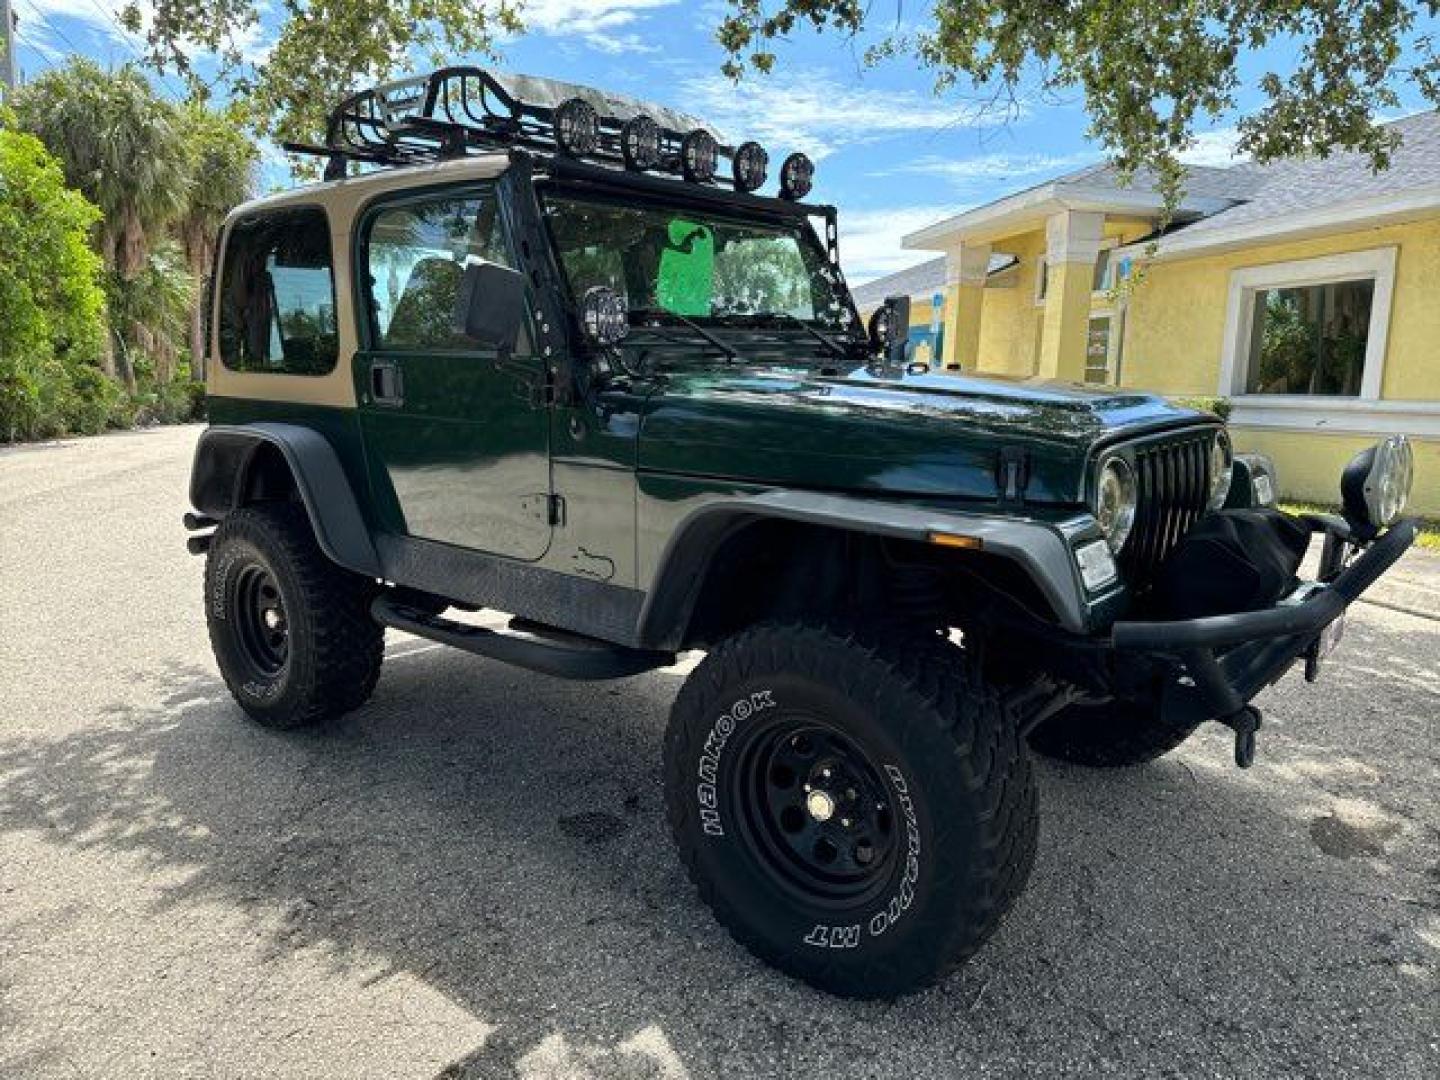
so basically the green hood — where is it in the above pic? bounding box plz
[636,365,1213,505]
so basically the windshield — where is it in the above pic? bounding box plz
[541,193,854,332]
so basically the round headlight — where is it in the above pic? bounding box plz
[554,97,600,156]
[779,152,814,200]
[620,115,661,170]
[1343,434,1414,532]
[681,129,718,183]
[580,286,629,347]
[732,140,768,192]
[1094,457,1138,552]
[1208,429,1233,509]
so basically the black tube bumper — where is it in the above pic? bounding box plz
[1108,518,1417,727]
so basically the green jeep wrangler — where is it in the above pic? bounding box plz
[186,69,1418,999]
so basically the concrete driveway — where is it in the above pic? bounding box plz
[2,424,1436,1079]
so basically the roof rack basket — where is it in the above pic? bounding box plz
[283,67,713,182]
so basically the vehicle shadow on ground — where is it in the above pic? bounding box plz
[0,639,1433,1078]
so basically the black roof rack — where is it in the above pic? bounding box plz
[282,67,739,184]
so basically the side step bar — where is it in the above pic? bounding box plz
[371,597,674,681]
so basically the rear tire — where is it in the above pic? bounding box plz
[204,503,383,729]
[663,622,1038,999]
[1027,698,1199,767]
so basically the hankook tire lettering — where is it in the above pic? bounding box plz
[696,689,775,836]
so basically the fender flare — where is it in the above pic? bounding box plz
[189,423,381,577]
[635,490,1093,649]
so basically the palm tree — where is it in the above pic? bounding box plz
[175,105,257,384]
[12,59,195,390]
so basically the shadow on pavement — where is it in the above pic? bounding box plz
[0,636,1434,1078]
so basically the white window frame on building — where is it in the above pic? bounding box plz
[1215,246,1438,436]
[1219,247,1396,401]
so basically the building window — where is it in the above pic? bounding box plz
[1244,280,1373,395]
[1034,257,1048,304]
[1221,247,1396,401]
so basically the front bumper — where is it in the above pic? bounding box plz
[1109,516,1417,749]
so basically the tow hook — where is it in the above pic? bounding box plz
[1217,705,1263,769]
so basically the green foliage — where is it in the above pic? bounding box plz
[11,60,194,279]
[717,1,1440,216]
[0,115,109,442]
[1171,396,1233,421]
[3,68,248,442]
[122,0,522,149]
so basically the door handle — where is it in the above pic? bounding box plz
[370,359,404,405]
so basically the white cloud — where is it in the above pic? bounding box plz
[679,71,1024,160]
[890,150,1098,186]
[1178,127,1250,168]
[836,204,962,284]
[518,0,677,55]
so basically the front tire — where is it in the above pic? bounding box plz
[204,503,383,729]
[663,623,1038,999]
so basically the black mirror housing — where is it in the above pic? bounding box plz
[454,260,528,350]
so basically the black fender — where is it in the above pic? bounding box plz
[634,490,1096,650]
[189,423,381,577]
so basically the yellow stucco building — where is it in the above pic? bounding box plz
[853,112,1440,514]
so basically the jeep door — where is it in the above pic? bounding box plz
[354,186,552,560]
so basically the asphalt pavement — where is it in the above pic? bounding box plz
[1,424,1436,1079]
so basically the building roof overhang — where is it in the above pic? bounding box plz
[903,182,1240,251]
[1114,182,1440,263]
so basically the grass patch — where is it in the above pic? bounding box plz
[1280,501,1440,552]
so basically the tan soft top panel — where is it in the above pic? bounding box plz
[206,154,511,408]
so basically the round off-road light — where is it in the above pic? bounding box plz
[580,286,629,347]
[1342,434,1414,534]
[1208,429,1234,509]
[681,129,718,183]
[867,303,902,351]
[620,114,661,170]
[1094,456,1138,552]
[732,140,768,192]
[779,151,814,200]
[554,97,599,156]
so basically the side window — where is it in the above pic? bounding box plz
[364,192,514,351]
[219,207,338,375]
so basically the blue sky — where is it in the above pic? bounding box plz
[11,0,1438,283]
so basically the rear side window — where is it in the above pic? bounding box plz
[363,192,513,351]
[218,207,338,375]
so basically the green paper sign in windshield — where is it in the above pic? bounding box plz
[657,218,714,317]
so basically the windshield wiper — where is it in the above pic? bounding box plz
[747,312,853,361]
[632,309,738,360]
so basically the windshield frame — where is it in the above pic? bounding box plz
[535,181,865,340]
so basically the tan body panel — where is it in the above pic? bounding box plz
[206,154,512,408]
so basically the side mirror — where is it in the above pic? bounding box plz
[868,294,911,367]
[454,259,528,350]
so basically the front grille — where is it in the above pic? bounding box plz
[1122,431,1216,577]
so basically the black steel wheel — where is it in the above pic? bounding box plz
[664,622,1038,999]
[205,503,383,729]
[734,718,899,906]
[228,563,290,679]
